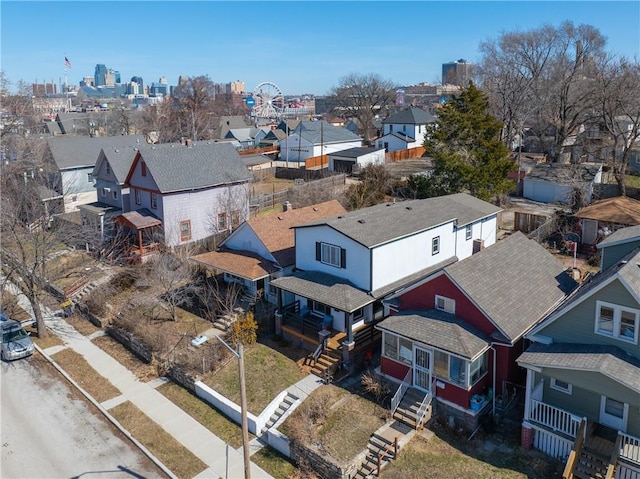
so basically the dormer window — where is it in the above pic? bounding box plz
[141,161,147,177]
[105,163,111,175]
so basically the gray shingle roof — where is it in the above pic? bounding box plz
[47,135,145,170]
[270,270,374,312]
[296,193,501,248]
[526,163,601,184]
[377,310,490,359]
[383,106,436,125]
[135,142,252,193]
[295,121,361,145]
[445,232,577,342]
[97,142,147,183]
[517,342,640,393]
[330,147,383,158]
[597,225,640,248]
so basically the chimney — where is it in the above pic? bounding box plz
[472,239,485,255]
[185,139,193,147]
[282,201,292,212]
[180,137,186,145]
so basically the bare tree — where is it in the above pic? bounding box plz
[207,183,250,237]
[478,21,608,162]
[171,75,218,141]
[149,251,201,321]
[595,57,640,195]
[329,73,397,145]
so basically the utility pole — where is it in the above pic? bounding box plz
[213,335,251,479]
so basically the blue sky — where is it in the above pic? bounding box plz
[2,1,639,96]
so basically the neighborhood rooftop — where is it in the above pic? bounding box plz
[294,120,361,144]
[526,162,602,184]
[444,231,578,341]
[134,141,252,193]
[47,134,146,169]
[295,193,502,248]
[383,106,437,124]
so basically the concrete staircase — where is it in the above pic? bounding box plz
[70,282,97,305]
[393,387,431,429]
[261,392,299,435]
[353,421,414,479]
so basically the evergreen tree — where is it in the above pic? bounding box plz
[423,82,516,201]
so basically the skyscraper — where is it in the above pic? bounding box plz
[94,64,107,86]
[441,59,473,87]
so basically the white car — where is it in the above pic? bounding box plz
[1,319,35,361]
[191,334,208,347]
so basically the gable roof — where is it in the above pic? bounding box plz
[527,247,640,338]
[294,120,361,145]
[95,142,147,183]
[190,250,278,281]
[377,310,491,360]
[597,225,640,249]
[575,196,640,225]
[525,162,602,185]
[47,135,146,170]
[244,200,347,267]
[445,232,577,342]
[517,342,640,393]
[377,131,415,142]
[296,193,501,249]
[383,106,436,125]
[130,142,252,193]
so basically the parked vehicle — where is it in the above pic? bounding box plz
[1,319,34,361]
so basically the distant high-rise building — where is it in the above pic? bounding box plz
[105,69,116,87]
[442,59,473,87]
[159,76,168,85]
[177,75,188,86]
[32,82,57,97]
[114,71,121,84]
[94,64,107,87]
[131,76,144,92]
[227,80,245,94]
[80,76,94,87]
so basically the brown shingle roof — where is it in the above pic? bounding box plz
[190,250,278,280]
[574,196,640,225]
[248,199,346,267]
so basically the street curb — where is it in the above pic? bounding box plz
[33,343,178,479]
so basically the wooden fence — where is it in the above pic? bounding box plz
[386,147,426,162]
[304,155,329,170]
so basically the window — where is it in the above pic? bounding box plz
[231,210,241,228]
[550,378,573,395]
[383,333,398,360]
[150,192,157,209]
[141,161,147,176]
[399,338,413,364]
[432,236,440,255]
[87,173,93,183]
[310,300,330,316]
[179,220,191,241]
[470,354,488,385]
[465,224,472,240]
[101,188,107,197]
[218,212,227,231]
[112,190,118,200]
[435,295,455,314]
[434,350,467,387]
[105,163,111,175]
[595,301,639,343]
[316,242,345,268]
[353,307,364,320]
[134,189,141,205]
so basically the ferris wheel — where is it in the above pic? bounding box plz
[251,82,284,120]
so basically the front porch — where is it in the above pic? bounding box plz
[522,399,640,477]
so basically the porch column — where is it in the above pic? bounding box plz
[274,288,283,335]
[521,368,535,450]
[138,229,143,258]
[346,312,354,343]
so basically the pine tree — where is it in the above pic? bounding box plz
[423,82,516,201]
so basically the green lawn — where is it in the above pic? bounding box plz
[201,342,306,415]
[251,446,298,479]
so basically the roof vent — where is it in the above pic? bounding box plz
[114,149,119,153]
[313,207,318,212]
[406,206,412,210]
[277,216,284,220]
[358,219,366,224]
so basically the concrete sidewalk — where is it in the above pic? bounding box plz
[3,276,273,479]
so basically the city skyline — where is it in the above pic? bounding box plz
[2,1,639,96]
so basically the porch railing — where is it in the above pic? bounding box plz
[391,369,412,415]
[619,431,640,464]
[528,399,583,438]
[416,390,433,430]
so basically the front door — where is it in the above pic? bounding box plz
[413,346,432,392]
[599,396,628,432]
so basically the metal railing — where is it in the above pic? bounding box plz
[619,431,640,464]
[391,369,412,414]
[528,399,583,438]
[415,390,433,430]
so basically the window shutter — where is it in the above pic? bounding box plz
[341,248,347,269]
[316,242,321,261]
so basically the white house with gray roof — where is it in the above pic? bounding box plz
[376,106,436,152]
[280,120,362,164]
[122,141,252,247]
[270,193,501,370]
[518,226,640,476]
[45,135,146,213]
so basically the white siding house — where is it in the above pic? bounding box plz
[280,120,362,163]
[123,141,252,247]
[376,106,436,152]
[523,162,603,205]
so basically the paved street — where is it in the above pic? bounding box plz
[1,354,168,479]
